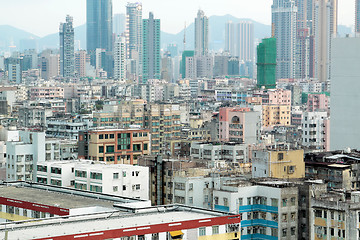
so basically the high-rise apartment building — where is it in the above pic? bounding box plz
[59,15,75,78]
[114,36,126,81]
[142,12,160,84]
[40,50,60,80]
[295,0,313,79]
[356,0,360,33]
[86,0,113,64]
[194,10,209,56]
[225,21,254,62]
[257,38,276,89]
[75,50,89,78]
[272,0,297,80]
[313,0,337,82]
[126,3,142,59]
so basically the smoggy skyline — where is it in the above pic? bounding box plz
[0,0,355,37]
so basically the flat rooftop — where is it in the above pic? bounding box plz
[0,182,149,210]
[2,205,239,240]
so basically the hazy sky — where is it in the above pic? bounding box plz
[0,0,355,37]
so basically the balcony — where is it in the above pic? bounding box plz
[239,204,278,213]
[241,219,278,228]
[214,205,229,212]
[242,234,277,240]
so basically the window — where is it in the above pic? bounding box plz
[278,153,284,160]
[282,198,287,207]
[133,144,141,152]
[291,212,296,221]
[224,198,228,207]
[113,173,119,179]
[282,213,287,222]
[215,197,219,205]
[51,167,61,174]
[282,228,287,237]
[113,186,118,192]
[90,185,102,192]
[290,197,296,206]
[175,182,185,190]
[315,210,322,218]
[212,226,219,235]
[123,171,126,177]
[110,134,114,139]
[143,143,148,151]
[106,145,114,153]
[75,170,86,178]
[90,172,102,180]
[271,228,278,237]
[238,198,243,206]
[291,227,296,236]
[199,227,206,236]
[105,134,109,139]
[99,146,104,153]
[99,134,104,139]
[189,183,193,191]
[123,185,126,190]
[189,197,193,204]
[37,165,47,172]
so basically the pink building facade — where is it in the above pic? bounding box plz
[253,89,292,105]
[307,93,329,112]
[219,107,260,144]
[30,87,64,100]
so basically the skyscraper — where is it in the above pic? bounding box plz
[195,10,209,56]
[75,50,89,78]
[225,21,254,62]
[225,22,235,56]
[356,0,360,33]
[257,38,277,89]
[59,15,75,78]
[126,3,142,59]
[86,0,113,64]
[114,36,126,81]
[271,0,297,80]
[294,0,313,79]
[313,0,337,82]
[142,12,160,83]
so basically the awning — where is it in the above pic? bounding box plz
[170,230,184,237]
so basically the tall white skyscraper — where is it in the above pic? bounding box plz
[313,0,337,82]
[225,22,235,56]
[356,0,360,33]
[114,36,126,81]
[272,0,297,80]
[195,10,209,56]
[225,21,254,62]
[126,3,142,59]
[59,15,75,78]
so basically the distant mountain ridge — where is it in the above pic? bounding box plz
[0,14,353,52]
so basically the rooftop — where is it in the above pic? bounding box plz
[0,182,148,210]
[1,205,240,240]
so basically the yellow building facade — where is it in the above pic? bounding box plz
[262,105,291,128]
[268,149,305,179]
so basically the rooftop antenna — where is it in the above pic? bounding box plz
[183,21,186,51]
